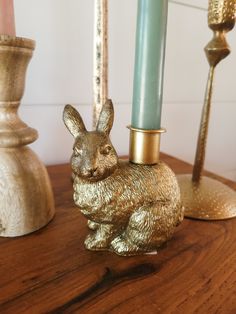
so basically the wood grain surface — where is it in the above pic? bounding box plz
[0,36,54,237]
[0,153,235,314]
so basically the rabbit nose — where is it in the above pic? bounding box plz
[88,167,98,175]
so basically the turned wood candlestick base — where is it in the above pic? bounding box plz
[0,36,55,237]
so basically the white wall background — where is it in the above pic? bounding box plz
[14,0,236,180]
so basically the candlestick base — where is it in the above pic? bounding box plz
[178,174,236,220]
[128,126,166,165]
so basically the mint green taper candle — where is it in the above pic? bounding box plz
[132,0,168,130]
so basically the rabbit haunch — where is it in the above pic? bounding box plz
[73,160,181,227]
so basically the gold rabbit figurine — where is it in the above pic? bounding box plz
[63,100,183,256]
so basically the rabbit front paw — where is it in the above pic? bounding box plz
[110,235,140,256]
[87,220,99,230]
[84,232,110,251]
[84,223,118,251]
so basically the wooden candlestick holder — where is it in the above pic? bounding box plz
[0,36,55,237]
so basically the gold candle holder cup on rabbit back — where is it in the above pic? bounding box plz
[63,99,183,256]
[128,126,166,165]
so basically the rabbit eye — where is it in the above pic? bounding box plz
[100,145,112,155]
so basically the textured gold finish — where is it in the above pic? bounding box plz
[192,66,215,183]
[0,35,55,237]
[178,0,236,220]
[178,175,236,220]
[128,126,166,165]
[193,0,235,183]
[93,0,108,128]
[63,100,183,256]
[208,0,236,31]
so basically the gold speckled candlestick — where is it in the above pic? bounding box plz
[178,0,236,220]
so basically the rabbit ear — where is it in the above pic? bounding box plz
[63,105,87,137]
[96,99,114,135]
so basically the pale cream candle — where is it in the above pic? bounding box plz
[93,0,108,128]
[0,0,16,36]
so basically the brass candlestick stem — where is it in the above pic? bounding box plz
[0,36,55,237]
[178,0,236,220]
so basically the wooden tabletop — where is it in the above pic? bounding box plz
[1,153,236,314]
